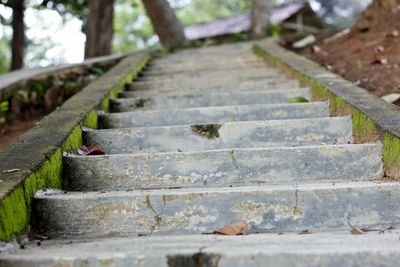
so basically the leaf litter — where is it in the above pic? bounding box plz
[203,220,249,236]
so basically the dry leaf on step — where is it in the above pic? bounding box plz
[351,227,365,235]
[78,144,106,155]
[205,220,249,235]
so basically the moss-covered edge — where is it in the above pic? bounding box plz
[0,54,151,242]
[253,43,398,179]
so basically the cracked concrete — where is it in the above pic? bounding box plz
[2,40,399,266]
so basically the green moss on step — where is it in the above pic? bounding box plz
[0,52,153,242]
[330,94,352,116]
[253,44,329,101]
[63,125,82,152]
[101,97,110,113]
[352,108,380,143]
[383,133,400,179]
[105,53,152,111]
[84,109,98,129]
[0,187,28,242]
[288,97,309,103]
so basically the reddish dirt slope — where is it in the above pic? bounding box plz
[300,0,400,102]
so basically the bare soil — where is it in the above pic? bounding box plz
[0,117,42,150]
[297,0,400,104]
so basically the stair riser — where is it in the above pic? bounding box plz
[129,84,302,98]
[112,90,311,112]
[100,102,330,128]
[142,62,266,76]
[150,55,261,66]
[135,68,278,82]
[85,117,353,154]
[126,82,301,97]
[129,76,286,91]
[146,60,264,73]
[33,183,399,238]
[3,250,400,267]
[64,145,382,191]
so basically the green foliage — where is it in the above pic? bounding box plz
[288,96,309,103]
[175,0,251,26]
[267,24,281,37]
[37,0,88,21]
[0,101,9,112]
[113,0,156,53]
[90,67,105,76]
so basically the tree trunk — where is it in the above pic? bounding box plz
[84,0,114,59]
[10,0,25,70]
[142,0,187,48]
[251,0,272,39]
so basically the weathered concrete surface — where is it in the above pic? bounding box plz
[3,39,396,264]
[33,182,399,237]
[63,144,382,190]
[141,61,265,76]
[136,67,278,82]
[129,75,289,91]
[151,52,260,65]
[85,117,353,154]
[0,54,124,93]
[113,89,311,111]
[126,80,300,97]
[144,59,265,74]
[2,231,400,267]
[255,39,400,139]
[100,102,330,128]
[0,51,151,204]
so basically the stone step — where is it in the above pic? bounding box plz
[152,54,261,65]
[145,59,265,73]
[120,86,308,99]
[112,89,311,112]
[63,144,382,191]
[33,181,398,238]
[126,81,301,98]
[100,102,330,128]
[84,116,353,154]
[152,51,259,63]
[141,62,266,76]
[3,231,400,267]
[128,75,287,91]
[135,67,278,82]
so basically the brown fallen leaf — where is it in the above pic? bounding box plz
[372,54,388,65]
[207,220,249,236]
[78,144,106,155]
[386,30,399,38]
[351,227,365,235]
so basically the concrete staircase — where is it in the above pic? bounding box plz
[2,42,400,266]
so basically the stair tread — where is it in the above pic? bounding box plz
[112,89,311,111]
[33,181,400,238]
[126,81,301,97]
[63,143,382,191]
[85,116,353,154]
[100,101,330,128]
[3,231,400,265]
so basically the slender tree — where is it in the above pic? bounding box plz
[84,0,114,59]
[10,0,25,70]
[251,0,272,39]
[142,0,187,48]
